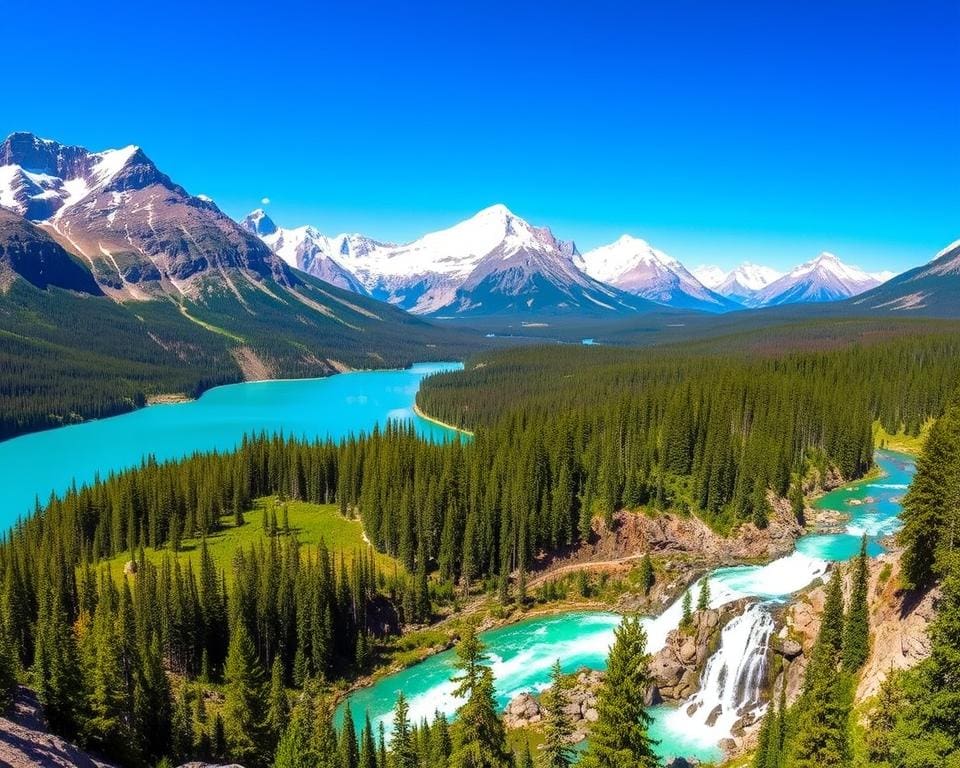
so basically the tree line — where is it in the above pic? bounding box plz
[418,333,960,529]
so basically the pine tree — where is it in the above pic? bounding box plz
[681,590,693,629]
[266,656,290,749]
[898,395,960,588]
[359,712,378,768]
[134,638,172,762]
[696,577,711,612]
[638,553,654,596]
[448,625,511,768]
[789,477,806,524]
[429,711,452,768]
[0,621,15,712]
[843,536,870,671]
[791,570,851,768]
[33,583,84,737]
[753,703,772,768]
[579,616,658,768]
[339,704,360,768]
[222,617,267,764]
[541,659,575,768]
[391,691,417,768]
[518,739,535,768]
[272,699,317,768]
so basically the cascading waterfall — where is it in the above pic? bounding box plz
[663,602,774,746]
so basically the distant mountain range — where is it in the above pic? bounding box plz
[248,204,903,314]
[1,130,955,330]
[575,235,739,312]
[243,204,657,318]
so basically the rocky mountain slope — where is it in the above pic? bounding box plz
[847,238,960,316]
[0,132,486,440]
[240,209,374,294]
[0,687,116,768]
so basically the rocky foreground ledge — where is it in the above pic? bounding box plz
[0,687,116,768]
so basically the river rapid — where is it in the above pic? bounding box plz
[342,451,915,763]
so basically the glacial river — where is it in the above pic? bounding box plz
[341,451,915,763]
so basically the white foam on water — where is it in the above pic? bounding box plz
[663,603,774,747]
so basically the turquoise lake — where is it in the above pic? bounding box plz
[0,362,462,533]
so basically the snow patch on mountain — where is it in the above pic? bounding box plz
[744,252,881,307]
[692,264,727,290]
[578,235,736,312]
[0,134,141,222]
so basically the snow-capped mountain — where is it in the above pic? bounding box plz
[722,264,782,302]
[340,203,604,315]
[240,209,372,294]
[252,204,657,317]
[0,131,302,301]
[691,265,727,290]
[743,252,885,307]
[577,235,738,312]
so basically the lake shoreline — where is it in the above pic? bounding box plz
[412,403,475,437]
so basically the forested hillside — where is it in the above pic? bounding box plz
[0,273,486,440]
[418,330,960,530]
[753,392,960,768]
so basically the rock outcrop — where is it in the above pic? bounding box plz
[776,552,937,705]
[0,686,117,768]
[503,668,603,743]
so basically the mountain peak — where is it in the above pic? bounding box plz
[241,208,278,236]
[578,236,736,312]
[746,252,880,307]
[474,203,515,219]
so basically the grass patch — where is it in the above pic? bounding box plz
[873,418,933,456]
[99,498,401,584]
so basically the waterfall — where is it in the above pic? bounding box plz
[663,602,774,746]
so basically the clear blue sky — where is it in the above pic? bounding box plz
[3,0,957,273]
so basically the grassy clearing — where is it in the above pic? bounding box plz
[100,498,402,584]
[873,418,933,456]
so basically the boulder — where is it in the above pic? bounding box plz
[776,638,803,659]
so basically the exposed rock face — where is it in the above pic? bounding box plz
[776,553,937,705]
[648,600,751,703]
[0,132,298,302]
[177,763,246,768]
[0,686,117,768]
[0,207,103,293]
[856,555,937,700]
[503,667,603,743]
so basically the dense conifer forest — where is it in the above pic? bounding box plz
[1,328,959,767]
[418,332,960,529]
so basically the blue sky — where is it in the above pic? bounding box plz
[3,0,957,273]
